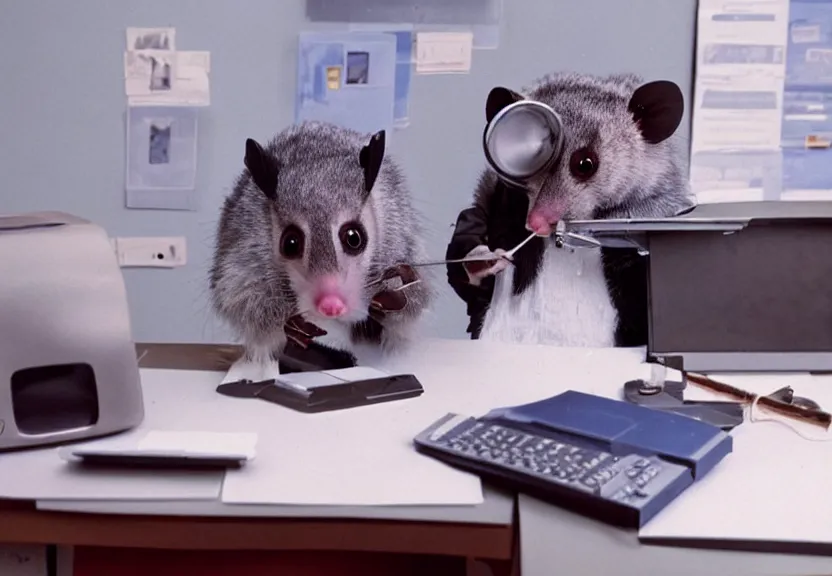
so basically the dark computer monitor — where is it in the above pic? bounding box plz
[645,201,832,372]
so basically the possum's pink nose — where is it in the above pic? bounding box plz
[315,294,347,318]
[527,212,553,236]
[527,204,564,236]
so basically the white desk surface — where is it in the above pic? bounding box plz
[520,494,832,576]
[34,484,513,524]
[21,337,832,562]
[27,339,649,521]
[638,372,832,549]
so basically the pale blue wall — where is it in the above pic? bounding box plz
[0,0,697,343]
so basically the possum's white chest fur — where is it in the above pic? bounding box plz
[478,244,618,347]
[314,318,358,353]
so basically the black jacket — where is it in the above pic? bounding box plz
[445,181,649,346]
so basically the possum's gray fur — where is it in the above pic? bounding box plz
[209,121,433,369]
[475,71,693,221]
[454,71,695,347]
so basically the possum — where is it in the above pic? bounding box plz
[445,72,695,347]
[209,121,433,383]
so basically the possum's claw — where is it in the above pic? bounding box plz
[367,264,420,320]
[367,264,419,289]
[284,314,327,348]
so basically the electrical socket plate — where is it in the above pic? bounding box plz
[111,236,187,268]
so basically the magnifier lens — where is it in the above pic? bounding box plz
[485,102,563,182]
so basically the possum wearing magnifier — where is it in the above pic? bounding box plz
[446,72,694,347]
[209,122,433,383]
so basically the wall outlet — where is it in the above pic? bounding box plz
[112,236,187,268]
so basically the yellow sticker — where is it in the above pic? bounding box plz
[326,66,341,90]
[806,134,831,149]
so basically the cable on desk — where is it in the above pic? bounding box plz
[748,395,832,442]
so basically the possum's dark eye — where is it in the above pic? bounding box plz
[339,221,367,256]
[279,226,305,260]
[569,148,599,180]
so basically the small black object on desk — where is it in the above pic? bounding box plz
[217,370,423,413]
[278,340,357,374]
[623,376,745,431]
[72,452,246,471]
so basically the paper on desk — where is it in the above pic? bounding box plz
[220,406,484,506]
[138,430,258,459]
[639,372,832,545]
[124,50,211,106]
[690,0,832,204]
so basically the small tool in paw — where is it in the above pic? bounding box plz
[284,314,328,349]
[367,264,420,322]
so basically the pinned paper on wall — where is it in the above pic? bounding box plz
[125,106,198,210]
[306,0,504,50]
[415,31,473,74]
[349,26,415,128]
[296,31,397,135]
[122,26,206,211]
[124,50,211,106]
[123,27,210,106]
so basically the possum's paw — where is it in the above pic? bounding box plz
[222,357,281,384]
[463,246,511,286]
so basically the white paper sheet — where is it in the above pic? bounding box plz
[138,431,258,459]
[220,340,652,506]
[124,50,210,106]
[415,31,473,74]
[639,372,832,545]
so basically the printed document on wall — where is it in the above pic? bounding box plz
[690,0,832,203]
[123,27,210,106]
[124,50,211,106]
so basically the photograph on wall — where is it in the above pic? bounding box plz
[126,105,198,193]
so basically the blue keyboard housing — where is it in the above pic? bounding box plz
[413,391,733,528]
[487,390,733,479]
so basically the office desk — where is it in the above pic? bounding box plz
[1,493,514,560]
[0,343,519,575]
[519,495,832,576]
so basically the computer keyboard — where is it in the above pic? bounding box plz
[414,413,694,528]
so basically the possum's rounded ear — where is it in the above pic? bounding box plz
[359,130,385,195]
[244,138,279,200]
[486,87,525,123]
[628,80,684,144]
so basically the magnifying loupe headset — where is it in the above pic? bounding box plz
[482,87,565,190]
[480,87,642,251]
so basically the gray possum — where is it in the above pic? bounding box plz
[446,72,695,347]
[210,121,433,383]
